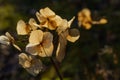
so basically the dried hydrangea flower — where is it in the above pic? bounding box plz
[19,53,44,76]
[26,30,54,57]
[78,8,107,29]
[36,7,63,30]
[0,32,21,51]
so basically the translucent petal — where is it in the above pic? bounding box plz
[68,16,75,28]
[5,32,15,43]
[56,32,67,62]
[39,43,54,57]
[26,43,40,55]
[40,7,55,18]
[67,29,80,42]
[19,53,44,76]
[0,35,10,45]
[16,20,30,35]
[36,12,47,24]
[28,18,39,30]
[19,53,32,68]
[42,32,53,47]
[56,19,68,34]
[29,30,43,44]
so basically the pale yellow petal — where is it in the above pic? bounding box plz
[26,43,40,55]
[39,43,53,57]
[49,15,63,26]
[5,32,15,42]
[67,29,80,42]
[0,35,10,45]
[68,16,75,28]
[36,12,47,24]
[40,7,55,18]
[56,32,67,62]
[16,20,30,35]
[29,30,43,44]
[28,18,39,30]
[56,19,68,34]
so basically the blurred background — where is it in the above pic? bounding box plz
[0,0,120,80]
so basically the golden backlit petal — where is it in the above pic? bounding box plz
[0,35,10,45]
[56,19,68,34]
[49,15,63,26]
[26,43,40,55]
[36,12,47,24]
[42,32,53,47]
[39,43,53,57]
[16,20,30,35]
[83,22,92,30]
[67,29,80,42]
[99,18,107,24]
[28,18,39,30]
[40,7,55,18]
[68,16,75,28]
[29,30,43,44]
[82,8,91,18]
[56,33,67,62]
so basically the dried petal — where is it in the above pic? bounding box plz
[19,53,32,68]
[56,32,67,62]
[68,16,75,28]
[67,29,80,42]
[40,7,55,18]
[29,30,43,44]
[16,20,30,35]
[19,53,44,76]
[0,35,10,45]
[26,43,41,55]
[56,19,68,34]
[28,18,40,30]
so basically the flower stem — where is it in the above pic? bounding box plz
[50,57,63,80]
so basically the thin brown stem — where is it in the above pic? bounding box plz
[50,57,63,80]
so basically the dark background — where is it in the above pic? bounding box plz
[0,0,120,80]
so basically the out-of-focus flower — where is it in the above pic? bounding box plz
[36,7,63,30]
[19,53,44,76]
[26,30,54,57]
[0,32,21,51]
[78,8,107,29]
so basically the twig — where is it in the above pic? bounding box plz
[50,57,63,80]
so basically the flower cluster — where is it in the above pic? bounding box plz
[78,8,107,29]
[0,7,80,76]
